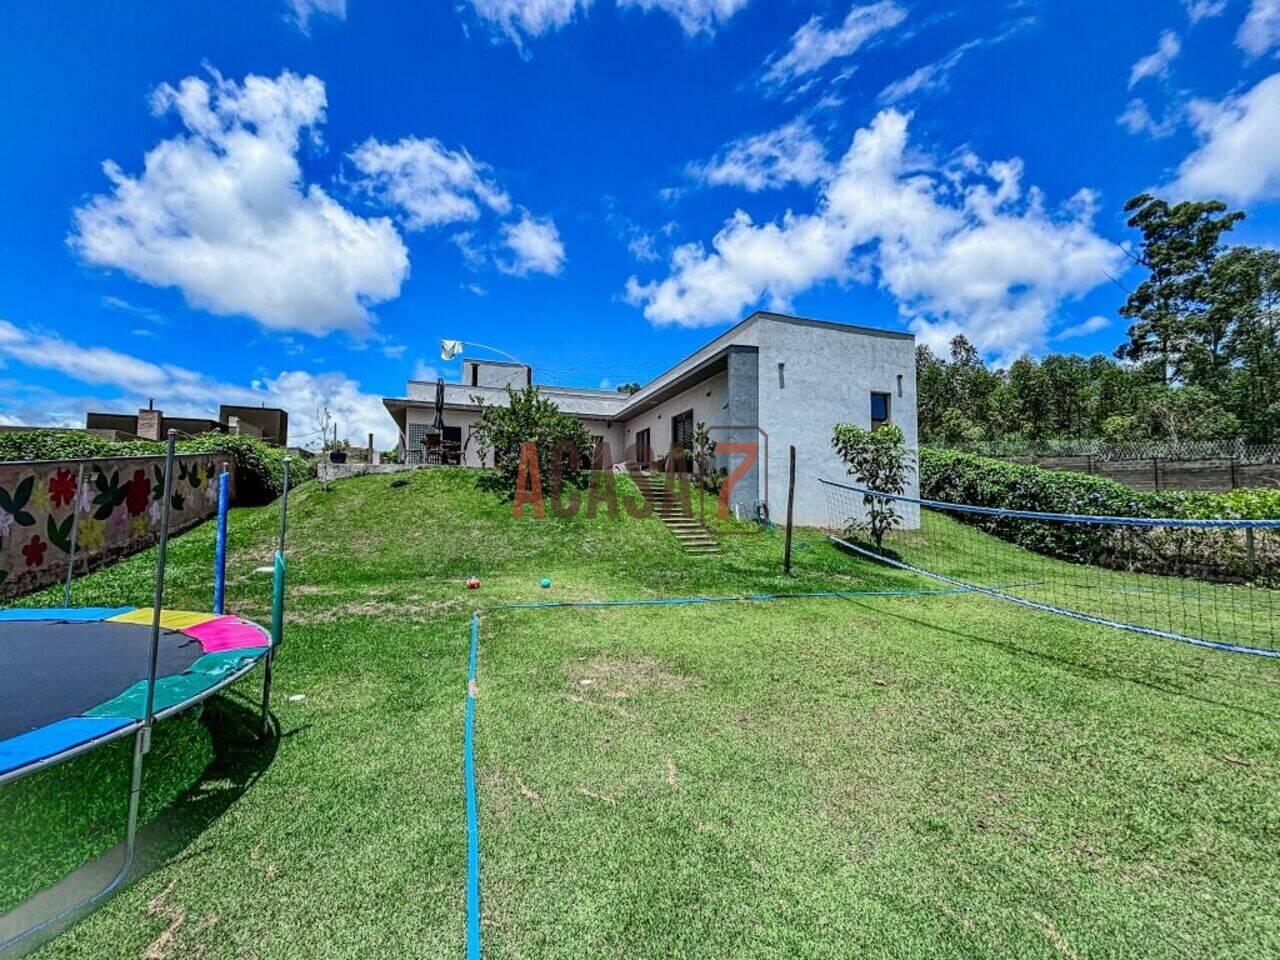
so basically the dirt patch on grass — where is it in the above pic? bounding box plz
[288,598,464,625]
[573,654,700,700]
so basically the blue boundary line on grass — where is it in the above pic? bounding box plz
[464,612,481,960]
[460,583,971,958]
[492,585,973,611]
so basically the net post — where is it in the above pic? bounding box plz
[61,461,86,609]
[213,462,230,615]
[784,445,796,575]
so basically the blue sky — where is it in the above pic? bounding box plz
[2,0,1279,446]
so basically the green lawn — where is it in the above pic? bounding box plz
[3,468,1278,959]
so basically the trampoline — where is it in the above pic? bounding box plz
[0,607,271,783]
[0,438,291,955]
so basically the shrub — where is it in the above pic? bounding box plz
[832,423,913,549]
[469,387,593,499]
[0,430,310,506]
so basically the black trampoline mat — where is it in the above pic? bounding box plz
[0,621,204,741]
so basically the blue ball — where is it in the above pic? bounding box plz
[540,578,552,589]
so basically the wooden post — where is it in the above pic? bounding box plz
[783,445,796,576]
[368,432,374,464]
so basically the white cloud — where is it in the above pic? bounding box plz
[464,0,748,45]
[1117,97,1183,138]
[0,318,398,447]
[349,136,512,229]
[1168,72,1280,202]
[762,2,907,90]
[1056,315,1110,340]
[615,0,751,35]
[499,213,566,276]
[626,110,1123,359]
[70,69,409,338]
[1129,30,1181,87]
[286,0,346,31]
[411,361,441,382]
[1185,0,1227,22]
[690,120,832,191]
[1186,0,1228,21]
[1238,0,1280,56]
[628,233,660,261]
[879,39,983,104]
[466,0,589,45]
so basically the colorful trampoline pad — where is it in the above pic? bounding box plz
[107,608,222,629]
[0,607,271,778]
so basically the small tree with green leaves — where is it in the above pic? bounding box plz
[831,423,913,550]
[471,386,593,498]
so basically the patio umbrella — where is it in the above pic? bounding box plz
[432,378,445,433]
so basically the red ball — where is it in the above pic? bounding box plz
[466,577,481,590]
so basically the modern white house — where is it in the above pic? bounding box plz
[382,312,918,526]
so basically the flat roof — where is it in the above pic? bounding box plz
[389,312,912,423]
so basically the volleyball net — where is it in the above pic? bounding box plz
[819,477,1280,658]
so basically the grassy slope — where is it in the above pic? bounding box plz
[2,469,1276,959]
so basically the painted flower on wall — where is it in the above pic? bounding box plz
[78,518,106,551]
[22,535,47,567]
[30,483,51,513]
[205,476,218,504]
[0,510,12,537]
[126,469,151,516]
[130,515,149,538]
[48,469,77,507]
[148,499,163,526]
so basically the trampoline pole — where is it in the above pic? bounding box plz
[261,456,290,738]
[130,432,177,839]
[213,462,230,615]
[62,461,86,608]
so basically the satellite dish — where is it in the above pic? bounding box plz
[440,339,464,362]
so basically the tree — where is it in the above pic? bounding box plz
[616,382,642,395]
[471,386,593,499]
[1117,193,1244,385]
[831,423,913,550]
[1212,247,1280,442]
[691,420,721,490]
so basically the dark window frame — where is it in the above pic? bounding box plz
[871,391,892,430]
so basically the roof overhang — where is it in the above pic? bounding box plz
[615,344,754,419]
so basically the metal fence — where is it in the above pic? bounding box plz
[934,439,1280,463]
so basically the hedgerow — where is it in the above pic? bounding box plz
[918,448,1277,581]
[0,430,311,506]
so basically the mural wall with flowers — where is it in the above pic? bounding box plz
[0,454,234,598]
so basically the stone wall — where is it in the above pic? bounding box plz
[0,454,233,598]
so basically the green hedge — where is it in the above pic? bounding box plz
[918,449,1277,581]
[0,430,311,506]
[920,448,1280,520]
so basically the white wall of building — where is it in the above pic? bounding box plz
[754,317,918,527]
[618,371,729,466]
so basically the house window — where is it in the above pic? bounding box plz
[470,364,478,387]
[672,409,694,459]
[871,392,891,430]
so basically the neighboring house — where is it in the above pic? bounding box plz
[382,311,919,526]
[85,402,289,446]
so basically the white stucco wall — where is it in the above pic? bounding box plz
[754,317,918,527]
[618,371,729,466]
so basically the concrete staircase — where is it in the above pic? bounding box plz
[631,472,719,555]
